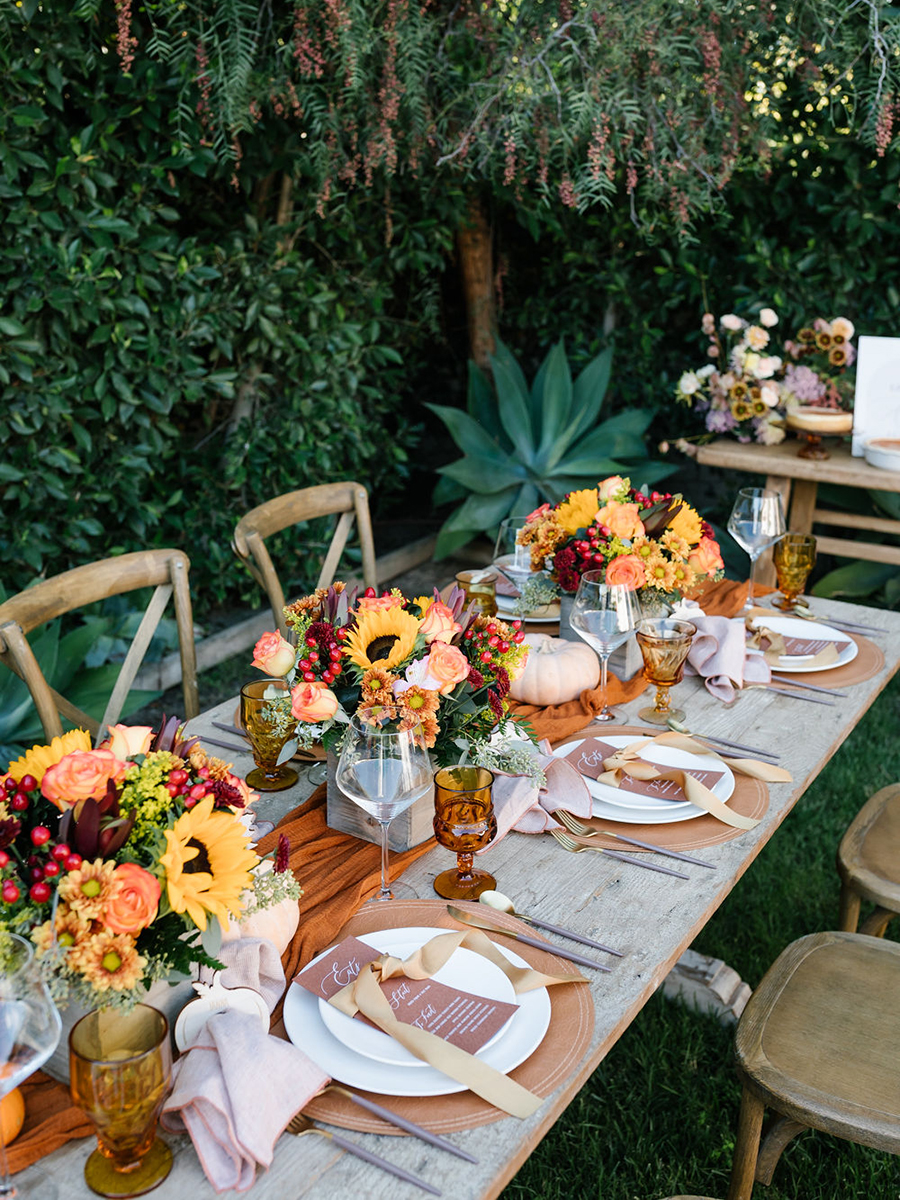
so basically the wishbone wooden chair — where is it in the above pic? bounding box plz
[232,481,377,635]
[837,782,900,937]
[0,549,199,745]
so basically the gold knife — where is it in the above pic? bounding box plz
[446,905,610,971]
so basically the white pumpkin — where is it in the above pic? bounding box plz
[221,861,300,954]
[508,634,600,706]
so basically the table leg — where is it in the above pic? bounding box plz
[786,479,817,534]
[757,474,793,587]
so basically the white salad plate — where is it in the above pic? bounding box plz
[495,592,561,623]
[749,614,856,674]
[283,927,552,1097]
[553,734,735,825]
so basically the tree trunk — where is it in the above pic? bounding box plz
[456,194,496,371]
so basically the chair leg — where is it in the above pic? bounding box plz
[726,1088,765,1200]
[837,882,861,933]
[754,1115,807,1185]
[858,906,897,938]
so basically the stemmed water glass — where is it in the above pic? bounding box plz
[335,717,433,901]
[727,487,786,612]
[492,516,535,591]
[0,933,62,1199]
[568,571,643,723]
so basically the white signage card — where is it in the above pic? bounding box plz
[851,335,900,455]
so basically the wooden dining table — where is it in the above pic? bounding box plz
[24,595,900,1200]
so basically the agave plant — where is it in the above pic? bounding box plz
[427,338,675,558]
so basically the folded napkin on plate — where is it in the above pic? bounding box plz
[161,937,326,1195]
[670,599,771,703]
[487,740,593,842]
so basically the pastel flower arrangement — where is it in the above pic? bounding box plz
[517,475,724,599]
[675,308,858,443]
[780,317,856,412]
[675,306,786,445]
[0,721,300,1008]
[250,583,531,766]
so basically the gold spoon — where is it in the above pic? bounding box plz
[478,890,622,956]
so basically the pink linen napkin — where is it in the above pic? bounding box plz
[671,601,770,703]
[161,938,327,1194]
[486,741,593,844]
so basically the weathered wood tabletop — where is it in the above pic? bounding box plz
[26,596,900,1200]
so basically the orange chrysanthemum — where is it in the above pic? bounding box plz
[58,859,120,923]
[72,930,146,993]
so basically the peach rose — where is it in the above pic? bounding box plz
[605,554,646,591]
[101,724,153,759]
[290,681,339,723]
[105,863,161,935]
[525,502,551,522]
[419,601,461,645]
[41,750,127,811]
[425,641,469,694]
[688,536,725,577]
[357,594,405,612]
[595,502,645,541]
[597,475,626,502]
[252,631,296,677]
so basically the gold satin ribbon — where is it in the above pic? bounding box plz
[596,732,791,831]
[328,928,582,1118]
[746,621,840,669]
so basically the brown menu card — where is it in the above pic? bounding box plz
[563,738,725,803]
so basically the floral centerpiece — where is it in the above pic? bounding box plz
[250,584,537,773]
[0,720,300,1008]
[675,306,785,445]
[780,316,856,413]
[516,475,724,604]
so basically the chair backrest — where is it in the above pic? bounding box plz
[232,481,377,634]
[0,549,199,745]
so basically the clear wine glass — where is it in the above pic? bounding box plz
[492,516,535,590]
[335,717,433,901]
[568,571,644,723]
[727,487,786,612]
[0,933,62,1199]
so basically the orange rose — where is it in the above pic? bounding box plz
[423,641,470,695]
[101,724,153,759]
[605,554,646,591]
[419,601,461,645]
[252,631,296,677]
[688,535,725,578]
[105,863,161,935]
[595,501,645,541]
[41,750,127,811]
[290,681,339,723]
[357,594,405,612]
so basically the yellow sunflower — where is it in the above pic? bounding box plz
[554,489,600,535]
[6,729,91,785]
[159,797,259,931]
[343,606,421,672]
[667,502,703,546]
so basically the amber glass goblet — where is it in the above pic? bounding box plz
[70,1005,172,1198]
[432,766,497,900]
[773,533,817,610]
[240,678,299,792]
[636,618,697,725]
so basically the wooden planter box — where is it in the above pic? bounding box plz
[325,751,436,851]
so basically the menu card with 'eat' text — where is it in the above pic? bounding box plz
[564,739,725,802]
[295,936,519,1053]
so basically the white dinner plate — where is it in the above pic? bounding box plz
[749,614,857,674]
[552,735,735,825]
[496,592,561,623]
[283,927,552,1097]
[318,935,516,1068]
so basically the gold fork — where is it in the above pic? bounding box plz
[548,828,689,879]
[554,811,714,870]
[285,1113,441,1194]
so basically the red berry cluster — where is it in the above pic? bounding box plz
[1,776,83,907]
[462,618,524,677]
[297,620,345,688]
[164,765,217,810]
